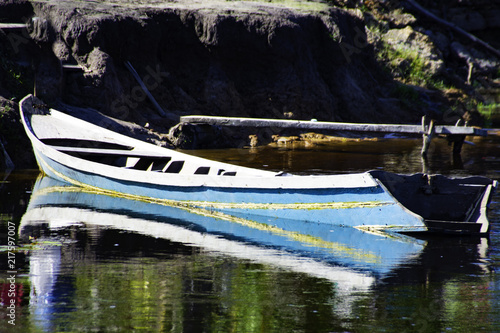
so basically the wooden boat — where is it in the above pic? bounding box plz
[20,94,497,235]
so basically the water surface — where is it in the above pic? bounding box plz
[1,137,500,332]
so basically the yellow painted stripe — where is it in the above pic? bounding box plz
[36,182,382,263]
[192,208,382,263]
[34,187,382,263]
[191,201,392,210]
[36,157,384,263]
[38,154,393,211]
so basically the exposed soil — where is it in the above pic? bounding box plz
[0,0,499,168]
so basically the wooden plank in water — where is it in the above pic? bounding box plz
[180,115,488,136]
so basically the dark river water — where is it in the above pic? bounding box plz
[1,137,500,332]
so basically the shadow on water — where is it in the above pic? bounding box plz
[1,137,500,332]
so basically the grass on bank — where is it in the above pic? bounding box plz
[376,41,447,90]
[478,103,500,127]
[0,49,34,101]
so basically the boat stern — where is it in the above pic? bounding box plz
[424,180,497,235]
[369,171,497,236]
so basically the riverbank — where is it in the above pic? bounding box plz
[1,0,499,169]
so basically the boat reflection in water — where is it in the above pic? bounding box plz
[20,175,429,329]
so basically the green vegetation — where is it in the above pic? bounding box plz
[0,49,33,101]
[374,40,466,113]
[1,103,12,115]
[391,83,421,107]
[478,102,500,127]
[377,41,437,88]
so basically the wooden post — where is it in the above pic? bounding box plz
[448,118,467,155]
[450,135,466,155]
[421,155,429,175]
[421,116,435,156]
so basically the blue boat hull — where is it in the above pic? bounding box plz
[35,151,426,230]
[24,176,426,277]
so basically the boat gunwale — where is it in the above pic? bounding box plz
[19,94,380,190]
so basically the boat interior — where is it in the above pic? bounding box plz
[20,94,269,178]
[40,138,246,176]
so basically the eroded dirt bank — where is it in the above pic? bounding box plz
[1,0,499,168]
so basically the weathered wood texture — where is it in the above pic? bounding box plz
[180,116,488,136]
[0,23,27,29]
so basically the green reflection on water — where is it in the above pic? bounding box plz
[442,278,497,332]
[13,234,358,332]
[1,136,500,332]
[2,225,497,333]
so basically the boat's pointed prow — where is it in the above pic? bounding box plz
[20,94,50,117]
